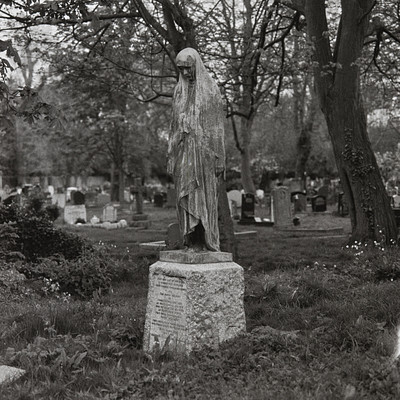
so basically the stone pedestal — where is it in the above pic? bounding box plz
[143,250,246,353]
[130,213,150,229]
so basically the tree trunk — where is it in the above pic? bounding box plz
[326,98,397,243]
[240,117,256,193]
[304,0,397,244]
[118,167,125,205]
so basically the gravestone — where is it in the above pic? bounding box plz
[165,222,183,250]
[227,190,242,218]
[131,178,144,214]
[338,192,349,216]
[144,48,246,354]
[97,193,111,207]
[288,178,303,193]
[166,187,177,208]
[291,191,307,213]
[240,193,255,222]
[64,205,87,224]
[154,192,164,207]
[103,204,117,222]
[47,185,54,197]
[143,251,246,353]
[272,186,292,227]
[72,190,85,205]
[393,195,400,208]
[85,191,97,207]
[52,193,66,208]
[312,195,327,212]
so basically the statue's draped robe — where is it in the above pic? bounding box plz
[168,48,225,251]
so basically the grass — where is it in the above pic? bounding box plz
[1,205,400,399]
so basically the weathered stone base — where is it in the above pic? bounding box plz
[143,251,246,353]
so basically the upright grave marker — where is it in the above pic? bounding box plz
[64,205,87,224]
[103,204,117,222]
[272,186,292,227]
[143,48,245,353]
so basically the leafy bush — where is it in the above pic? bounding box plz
[25,251,116,299]
[0,203,92,262]
[0,223,24,261]
[44,204,60,221]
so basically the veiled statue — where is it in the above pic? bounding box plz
[167,48,225,252]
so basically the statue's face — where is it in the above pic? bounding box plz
[177,55,196,83]
[178,65,195,83]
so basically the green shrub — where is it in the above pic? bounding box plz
[44,204,60,221]
[0,203,92,262]
[26,251,116,299]
[0,223,24,261]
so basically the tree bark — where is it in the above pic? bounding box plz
[240,117,256,193]
[304,0,397,243]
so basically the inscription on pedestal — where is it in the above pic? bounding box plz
[149,275,187,349]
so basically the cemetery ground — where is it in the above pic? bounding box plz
[1,204,400,399]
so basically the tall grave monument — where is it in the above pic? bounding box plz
[272,186,292,227]
[143,48,246,353]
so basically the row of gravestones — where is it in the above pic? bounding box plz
[64,203,118,224]
[231,187,333,227]
[228,188,331,219]
[53,191,112,209]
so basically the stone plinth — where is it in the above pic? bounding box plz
[64,205,87,224]
[143,251,246,353]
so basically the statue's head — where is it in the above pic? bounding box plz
[176,49,197,83]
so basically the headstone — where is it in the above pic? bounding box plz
[241,193,255,222]
[393,195,400,208]
[291,191,307,213]
[103,204,117,222]
[272,186,292,227]
[143,48,246,354]
[288,178,303,193]
[97,193,111,207]
[64,205,87,224]
[85,191,97,207]
[52,193,66,208]
[166,187,177,208]
[133,178,144,214]
[338,192,349,216]
[166,223,183,250]
[130,213,151,229]
[72,190,85,205]
[90,215,100,224]
[227,190,242,207]
[312,195,327,212]
[47,185,54,197]
[143,251,246,353]
[317,185,329,199]
[154,192,164,207]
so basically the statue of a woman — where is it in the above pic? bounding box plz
[167,48,225,252]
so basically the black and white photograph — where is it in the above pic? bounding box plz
[1,1,400,398]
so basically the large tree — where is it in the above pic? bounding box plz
[281,0,399,243]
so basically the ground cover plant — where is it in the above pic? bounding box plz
[0,205,400,399]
